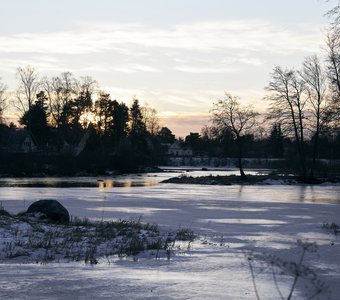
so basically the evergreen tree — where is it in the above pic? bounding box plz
[20,91,49,147]
[129,98,145,135]
[94,92,114,136]
[157,127,176,144]
[111,101,129,141]
[268,123,284,158]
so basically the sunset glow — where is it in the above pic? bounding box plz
[0,0,337,136]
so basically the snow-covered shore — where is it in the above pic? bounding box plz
[0,183,340,299]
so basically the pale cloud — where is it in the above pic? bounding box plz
[0,57,67,73]
[223,56,264,67]
[0,19,323,96]
[173,65,237,74]
[0,19,324,90]
[0,20,323,56]
[111,64,161,73]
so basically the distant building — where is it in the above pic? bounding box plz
[21,133,38,153]
[0,126,90,156]
[0,129,38,153]
[167,141,193,157]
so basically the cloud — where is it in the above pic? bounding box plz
[0,56,68,73]
[0,19,325,86]
[111,64,161,73]
[0,20,323,56]
[173,65,237,74]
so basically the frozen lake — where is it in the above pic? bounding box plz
[0,168,268,187]
[0,172,340,299]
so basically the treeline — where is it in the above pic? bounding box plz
[0,68,182,174]
[0,63,339,176]
[204,5,340,178]
[0,3,340,177]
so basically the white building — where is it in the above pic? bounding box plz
[167,142,193,157]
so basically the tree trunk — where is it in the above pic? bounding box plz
[310,112,320,178]
[298,143,307,177]
[236,136,247,179]
[288,102,306,177]
[298,110,307,177]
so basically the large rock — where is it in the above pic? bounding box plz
[27,199,70,223]
[0,209,11,217]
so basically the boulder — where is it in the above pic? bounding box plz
[0,209,11,217]
[27,199,70,223]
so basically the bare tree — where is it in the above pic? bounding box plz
[42,73,97,128]
[211,92,258,179]
[300,55,329,177]
[72,76,97,128]
[74,76,97,96]
[265,66,308,176]
[42,72,76,127]
[325,2,340,131]
[325,30,340,96]
[16,66,39,115]
[326,1,340,28]
[325,30,340,132]
[0,78,7,123]
[141,102,161,135]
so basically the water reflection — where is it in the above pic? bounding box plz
[97,179,158,189]
[296,186,317,203]
[0,169,270,188]
[123,179,132,188]
[0,177,160,188]
[97,180,105,189]
[98,179,115,188]
[105,180,113,188]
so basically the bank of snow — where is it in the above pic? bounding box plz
[0,213,195,264]
[162,174,340,186]
[0,184,340,299]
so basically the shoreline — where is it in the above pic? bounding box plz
[161,174,340,185]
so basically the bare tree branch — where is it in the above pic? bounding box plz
[0,78,7,123]
[211,92,258,178]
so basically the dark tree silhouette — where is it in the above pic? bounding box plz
[94,92,114,136]
[185,132,202,154]
[268,123,284,158]
[130,98,146,135]
[110,101,129,152]
[212,92,258,179]
[67,91,93,128]
[141,103,160,135]
[157,127,176,144]
[301,55,328,177]
[325,30,340,132]
[16,66,39,115]
[20,91,49,148]
[0,78,7,123]
[42,72,76,128]
[265,66,308,176]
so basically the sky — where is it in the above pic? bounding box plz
[0,0,338,137]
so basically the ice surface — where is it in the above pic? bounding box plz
[0,176,339,299]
